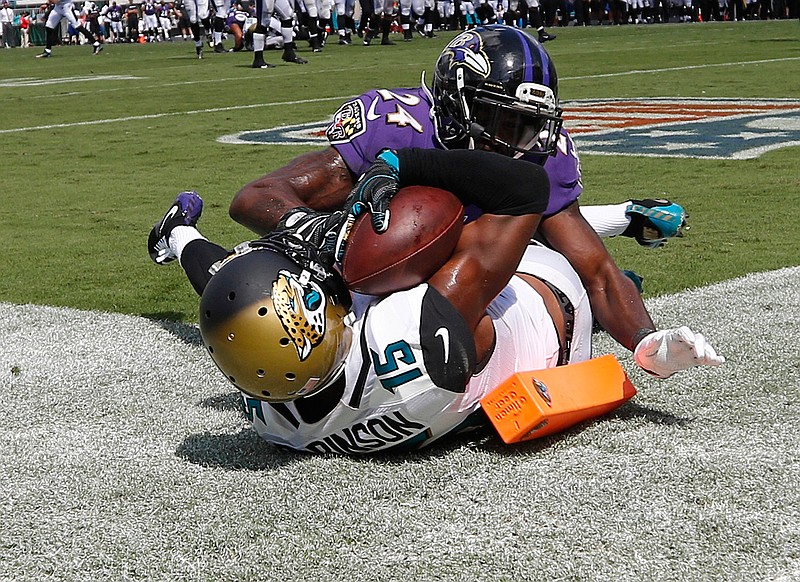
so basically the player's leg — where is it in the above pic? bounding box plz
[148,192,228,296]
[36,7,63,56]
[251,0,277,67]
[274,0,308,62]
[212,0,231,50]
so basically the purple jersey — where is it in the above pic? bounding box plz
[539,128,583,216]
[326,85,583,218]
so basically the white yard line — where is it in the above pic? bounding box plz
[560,56,800,81]
[0,96,353,134]
[3,56,799,134]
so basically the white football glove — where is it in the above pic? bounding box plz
[633,326,725,379]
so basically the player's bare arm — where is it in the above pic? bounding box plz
[229,146,354,236]
[539,202,656,351]
[388,148,549,360]
[430,213,540,362]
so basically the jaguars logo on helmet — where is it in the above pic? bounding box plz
[272,268,329,361]
[199,234,352,402]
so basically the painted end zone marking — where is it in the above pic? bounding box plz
[0,75,144,88]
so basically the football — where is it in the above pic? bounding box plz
[341,185,465,296]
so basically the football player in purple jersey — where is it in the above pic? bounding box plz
[103,1,124,42]
[142,0,159,40]
[157,1,174,40]
[224,0,252,50]
[228,25,702,378]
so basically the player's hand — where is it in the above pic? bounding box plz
[345,149,400,233]
[622,199,687,248]
[633,326,725,378]
[276,207,349,264]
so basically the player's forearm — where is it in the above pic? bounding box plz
[587,267,656,351]
[229,147,353,235]
[396,148,550,215]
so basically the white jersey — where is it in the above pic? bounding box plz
[245,243,592,454]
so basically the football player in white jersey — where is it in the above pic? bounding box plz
[333,0,356,43]
[295,0,324,51]
[362,0,396,45]
[211,0,232,50]
[148,148,724,454]
[36,0,104,57]
[182,0,212,57]
[438,0,458,28]
[398,0,424,40]
[250,0,307,67]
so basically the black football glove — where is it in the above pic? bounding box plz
[276,207,349,265]
[344,149,400,233]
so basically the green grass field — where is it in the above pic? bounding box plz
[1,20,799,321]
[1,21,800,582]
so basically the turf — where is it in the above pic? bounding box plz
[1,268,798,581]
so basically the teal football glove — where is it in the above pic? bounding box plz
[623,199,687,248]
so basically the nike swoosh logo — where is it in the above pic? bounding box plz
[435,327,450,364]
[159,205,179,234]
[366,96,381,121]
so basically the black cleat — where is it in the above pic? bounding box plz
[282,50,308,64]
[252,57,275,68]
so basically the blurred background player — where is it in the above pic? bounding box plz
[81,0,104,43]
[250,0,307,67]
[437,0,456,30]
[183,0,212,57]
[295,0,324,51]
[362,0,396,44]
[125,1,141,43]
[225,0,252,50]
[36,0,104,57]
[158,1,174,40]
[212,0,232,51]
[333,0,355,43]
[101,1,123,42]
[142,0,159,41]
[174,0,192,38]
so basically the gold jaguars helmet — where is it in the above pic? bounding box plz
[198,233,353,402]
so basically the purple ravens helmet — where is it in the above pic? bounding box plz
[433,25,563,158]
